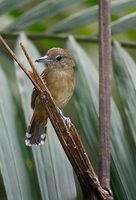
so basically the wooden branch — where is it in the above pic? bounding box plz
[98,0,112,198]
[0,35,112,200]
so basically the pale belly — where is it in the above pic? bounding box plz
[46,69,75,108]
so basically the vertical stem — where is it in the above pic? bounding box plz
[98,0,112,194]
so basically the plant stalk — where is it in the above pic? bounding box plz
[98,0,112,198]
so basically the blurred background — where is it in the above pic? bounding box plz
[0,0,136,199]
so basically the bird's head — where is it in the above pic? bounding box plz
[35,48,75,69]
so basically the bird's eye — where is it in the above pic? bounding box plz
[56,55,62,61]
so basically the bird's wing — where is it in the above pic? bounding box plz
[31,70,46,109]
[31,88,38,109]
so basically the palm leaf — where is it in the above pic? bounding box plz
[67,36,136,200]
[111,12,136,34]
[112,42,136,200]
[6,0,83,31]
[48,0,136,33]
[0,64,41,200]
[112,42,136,146]
[0,0,31,15]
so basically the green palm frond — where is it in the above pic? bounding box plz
[48,0,136,33]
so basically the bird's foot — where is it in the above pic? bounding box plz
[63,116,71,128]
[58,108,71,129]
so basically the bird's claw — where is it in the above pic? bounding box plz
[58,108,63,116]
[63,116,71,128]
[58,108,71,129]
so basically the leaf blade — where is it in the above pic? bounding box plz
[67,36,136,200]
[6,0,83,31]
[112,41,136,146]
[111,12,136,35]
[0,66,40,200]
[0,0,31,15]
[48,0,136,33]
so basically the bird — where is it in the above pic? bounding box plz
[25,47,75,146]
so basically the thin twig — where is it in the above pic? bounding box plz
[0,35,112,200]
[1,32,136,49]
[98,0,112,199]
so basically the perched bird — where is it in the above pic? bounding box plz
[25,48,75,146]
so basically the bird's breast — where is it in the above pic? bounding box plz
[44,68,75,108]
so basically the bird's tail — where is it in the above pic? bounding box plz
[25,112,48,146]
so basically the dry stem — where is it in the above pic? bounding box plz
[98,0,112,198]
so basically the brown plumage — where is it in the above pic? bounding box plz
[25,48,75,146]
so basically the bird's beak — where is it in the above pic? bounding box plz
[35,55,52,64]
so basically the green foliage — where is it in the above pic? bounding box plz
[68,37,136,200]
[6,0,84,31]
[0,57,41,200]
[0,0,31,15]
[48,0,136,33]
[0,0,136,199]
[112,12,136,35]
